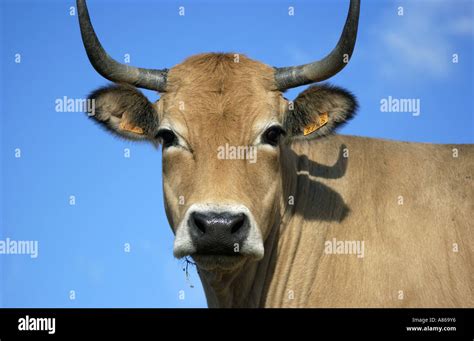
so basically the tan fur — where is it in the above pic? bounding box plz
[90,53,473,307]
[265,136,474,307]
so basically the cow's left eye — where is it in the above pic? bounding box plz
[156,129,178,148]
[262,126,286,146]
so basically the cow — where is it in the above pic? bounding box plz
[77,0,473,307]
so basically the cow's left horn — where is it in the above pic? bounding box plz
[77,0,168,91]
[275,0,360,90]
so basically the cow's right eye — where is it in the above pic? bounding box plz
[156,129,178,148]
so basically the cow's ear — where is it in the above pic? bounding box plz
[87,84,159,140]
[284,84,358,140]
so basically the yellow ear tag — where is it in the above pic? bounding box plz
[303,112,329,136]
[120,121,144,135]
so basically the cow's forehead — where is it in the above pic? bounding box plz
[166,53,277,91]
[159,53,284,137]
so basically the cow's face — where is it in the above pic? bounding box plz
[158,54,285,271]
[77,0,359,272]
[87,53,357,272]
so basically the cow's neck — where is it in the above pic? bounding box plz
[198,138,344,307]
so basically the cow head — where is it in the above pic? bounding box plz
[77,0,359,272]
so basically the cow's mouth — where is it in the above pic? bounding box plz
[191,254,247,272]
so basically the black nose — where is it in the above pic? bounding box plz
[189,211,250,255]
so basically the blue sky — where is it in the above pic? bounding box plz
[1,0,472,307]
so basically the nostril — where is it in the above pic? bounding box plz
[193,214,207,234]
[230,214,245,234]
[191,211,248,238]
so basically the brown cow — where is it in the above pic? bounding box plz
[77,0,473,307]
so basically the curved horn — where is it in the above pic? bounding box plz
[77,0,168,91]
[275,0,360,90]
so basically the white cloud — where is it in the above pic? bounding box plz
[448,16,474,36]
[375,0,473,79]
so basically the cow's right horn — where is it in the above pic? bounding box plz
[77,0,168,92]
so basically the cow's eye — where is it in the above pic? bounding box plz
[262,126,286,146]
[156,129,178,148]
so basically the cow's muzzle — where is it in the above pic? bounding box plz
[173,204,264,269]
